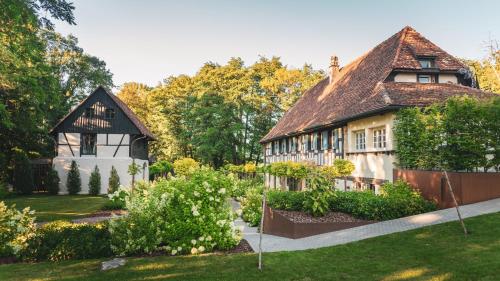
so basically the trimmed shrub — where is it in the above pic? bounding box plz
[267,181,435,221]
[66,160,81,195]
[149,160,173,179]
[108,166,120,194]
[328,181,436,221]
[46,167,60,195]
[0,202,36,258]
[21,220,112,261]
[109,168,240,256]
[240,186,263,226]
[267,190,306,211]
[12,148,34,195]
[89,165,101,195]
[173,157,199,177]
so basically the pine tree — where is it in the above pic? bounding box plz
[108,166,120,193]
[88,165,101,195]
[12,148,34,195]
[46,167,60,195]
[66,160,81,194]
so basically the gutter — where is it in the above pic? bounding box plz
[259,105,405,144]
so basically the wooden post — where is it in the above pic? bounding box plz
[443,170,468,236]
[258,185,266,270]
[259,146,267,270]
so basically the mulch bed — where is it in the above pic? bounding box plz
[274,210,369,224]
[223,239,253,254]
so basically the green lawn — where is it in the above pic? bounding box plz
[1,212,500,280]
[2,194,108,222]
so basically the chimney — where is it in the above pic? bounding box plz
[329,55,340,83]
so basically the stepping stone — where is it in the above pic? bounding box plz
[101,258,126,271]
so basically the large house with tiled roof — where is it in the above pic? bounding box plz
[260,26,494,192]
[50,86,155,194]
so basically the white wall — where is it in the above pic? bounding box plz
[54,157,148,194]
[394,73,417,82]
[55,133,148,194]
[439,74,458,84]
[346,113,396,190]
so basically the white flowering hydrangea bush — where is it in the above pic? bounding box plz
[0,201,36,257]
[109,167,241,256]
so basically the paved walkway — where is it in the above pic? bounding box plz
[233,198,500,253]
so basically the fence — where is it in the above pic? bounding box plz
[394,169,500,208]
[30,158,52,192]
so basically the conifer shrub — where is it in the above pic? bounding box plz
[108,166,120,194]
[66,161,81,195]
[46,167,60,195]
[89,165,101,195]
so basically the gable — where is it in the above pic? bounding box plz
[51,87,152,137]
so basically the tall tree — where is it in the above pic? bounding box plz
[0,0,113,182]
[122,57,324,167]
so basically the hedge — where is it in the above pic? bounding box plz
[21,221,112,261]
[266,181,436,221]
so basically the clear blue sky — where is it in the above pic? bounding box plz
[55,0,500,87]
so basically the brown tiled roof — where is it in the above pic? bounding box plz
[260,26,493,143]
[50,86,155,139]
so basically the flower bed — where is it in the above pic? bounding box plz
[263,207,373,239]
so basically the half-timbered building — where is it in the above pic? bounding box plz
[260,26,494,193]
[50,86,154,194]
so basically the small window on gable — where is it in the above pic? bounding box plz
[418,58,434,68]
[105,108,115,119]
[84,108,95,118]
[417,74,435,83]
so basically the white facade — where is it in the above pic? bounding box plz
[54,133,148,194]
[264,113,397,193]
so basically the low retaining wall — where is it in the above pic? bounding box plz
[394,169,500,208]
[262,207,373,239]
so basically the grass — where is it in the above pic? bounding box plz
[2,194,108,222]
[1,212,500,280]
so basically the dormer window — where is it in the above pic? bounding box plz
[418,58,435,68]
[84,108,95,118]
[417,74,436,83]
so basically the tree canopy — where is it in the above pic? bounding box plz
[0,0,113,182]
[117,57,324,168]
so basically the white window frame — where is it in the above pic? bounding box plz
[418,59,433,68]
[373,127,387,149]
[354,130,366,151]
[418,74,432,83]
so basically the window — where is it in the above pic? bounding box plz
[373,128,387,149]
[81,133,97,155]
[312,133,318,151]
[418,74,435,83]
[333,129,339,150]
[291,137,296,152]
[418,59,434,68]
[84,108,95,118]
[273,141,279,155]
[322,131,329,150]
[302,135,308,152]
[281,139,286,154]
[354,130,366,150]
[105,108,115,119]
